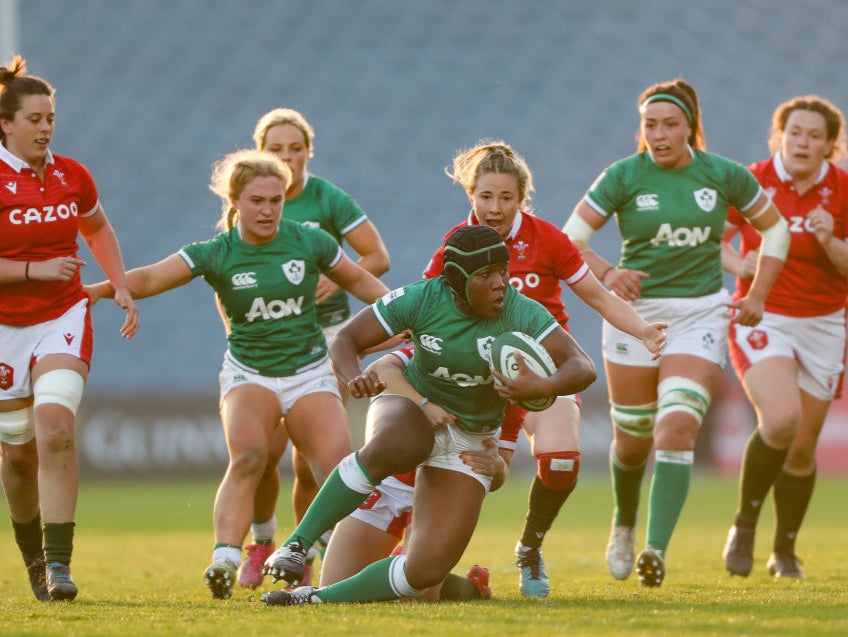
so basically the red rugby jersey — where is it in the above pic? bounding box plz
[727,154,848,317]
[0,146,99,325]
[423,212,588,328]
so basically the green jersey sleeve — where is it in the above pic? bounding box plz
[283,175,370,327]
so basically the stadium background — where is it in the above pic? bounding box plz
[3,0,848,476]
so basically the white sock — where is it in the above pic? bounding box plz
[212,546,242,567]
[251,516,277,544]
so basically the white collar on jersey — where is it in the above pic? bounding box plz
[773,151,829,185]
[0,142,55,173]
[464,209,523,240]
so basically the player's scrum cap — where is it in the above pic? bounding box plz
[443,225,509,303]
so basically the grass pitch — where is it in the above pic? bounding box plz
[0,473,846,636]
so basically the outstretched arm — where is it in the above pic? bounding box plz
[315,221,390,305]
[325,253,390,304]
[568,272,666,359]
[79,206,139,338]
[86,253,193,303]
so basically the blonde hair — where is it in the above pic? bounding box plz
[210,149,292,231]
[253,107,315,157]
[445,139,535,213]
[768,95,847,162]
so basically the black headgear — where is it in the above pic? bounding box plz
[442,225,510,303]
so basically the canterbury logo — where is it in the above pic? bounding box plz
[419,334,443,354]
[231,272,257,289]
[64,333,75,345]
[4,182,16,194]
[636,193,659,210]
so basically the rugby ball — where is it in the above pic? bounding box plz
[489,331,557,412]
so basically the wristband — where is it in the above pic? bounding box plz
[24,262,30,280]
[419,397,429,409]
[600,265,615,284]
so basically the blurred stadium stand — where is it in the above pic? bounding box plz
[7,0,848,474]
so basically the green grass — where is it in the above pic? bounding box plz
[0,474,846,636]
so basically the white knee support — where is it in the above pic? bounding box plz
[655,449,694,465]
[33,369,85,415]
[610,402,657,438]
[656,376,711,427]
[337,452,377,494]
[0,406,35,445]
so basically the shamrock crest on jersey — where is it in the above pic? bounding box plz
[282,260,305,285]
[694,187,717,212]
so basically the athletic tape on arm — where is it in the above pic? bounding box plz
[759,216,790,260]
[562,214,598,245]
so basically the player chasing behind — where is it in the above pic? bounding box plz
[86,149,388,599]
[563,79,788,587]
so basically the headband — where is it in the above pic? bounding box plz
[639,93,693,124]
[442,227,510,303]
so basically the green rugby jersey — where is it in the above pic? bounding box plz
[179,219,342,377]
[283,174,369,327]
[585,150,762,297]
[373,278,558,434]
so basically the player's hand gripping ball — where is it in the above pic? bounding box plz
[489,331,556,411]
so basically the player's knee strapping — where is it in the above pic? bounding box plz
[656,376,711,427]
[610,402,657,437]
[0,406,35,444]
[536,451,580,490]
[33,369,85,415]
[337,452,378,494]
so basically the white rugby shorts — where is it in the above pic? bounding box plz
[0,298,92,401]
[349,475,414,538]
[729,309,846,401]
[218,353,341,414]
[422,424,500,491]
[603,289,730,368]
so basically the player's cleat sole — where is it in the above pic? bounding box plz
[262,540,307,585]
[261,585,321,606]
[722,524,755,577]
[46,562,78,601]
[204,560,237,599]
[239,543,275,589]
[606,524,635,580]
[767,551,805,579]
[635,547,665,588]
[515,542,550,598]
[23,551,50,601]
